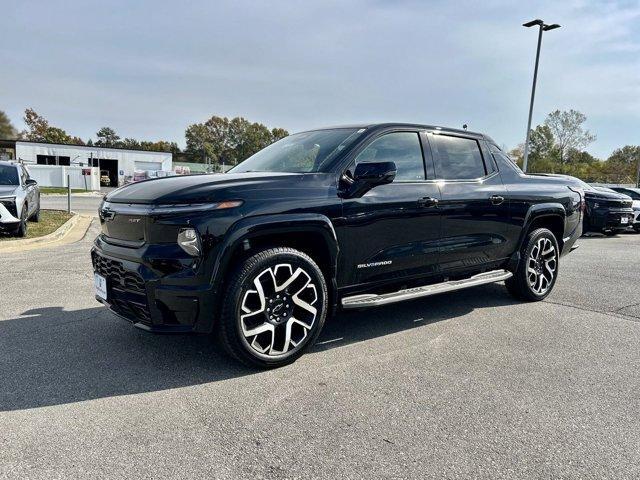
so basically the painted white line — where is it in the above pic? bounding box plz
[316,337,344,345]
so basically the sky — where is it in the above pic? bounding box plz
[1,0,638,158]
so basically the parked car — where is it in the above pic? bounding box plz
[531,175,633,236]
[100,170,111,187]
[609,186,640,232]
[92,123,583,368]
[0,160,40,237]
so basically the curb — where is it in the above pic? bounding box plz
[0,214,93,253]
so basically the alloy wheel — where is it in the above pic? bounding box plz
[239,263,319,358]
[527,237,557,295]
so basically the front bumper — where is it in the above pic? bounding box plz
[589,208,634,232]
[0,202,19,225]
[91,236,218,334]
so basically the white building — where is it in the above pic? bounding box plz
[0,139,173,190]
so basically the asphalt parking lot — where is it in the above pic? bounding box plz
[1,225,639,479]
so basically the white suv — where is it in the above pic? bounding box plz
[0,161,41,237]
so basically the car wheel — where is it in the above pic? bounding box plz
[506,228,559,301]
[218,247,328,368]
[15,205,28,238]
[604,230,617,236]
[30,205,40,223]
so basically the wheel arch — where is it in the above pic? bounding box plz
[211,213,340,316]
[507,204,566,271]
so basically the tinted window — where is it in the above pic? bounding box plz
[618,188,640,200]
[432,135,486,180]
[355,132,425,182]
[0,165,19,185]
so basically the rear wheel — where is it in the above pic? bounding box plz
[506,228,559,301]
[218,247,328,368]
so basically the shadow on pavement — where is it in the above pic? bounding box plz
[0,283,518,412]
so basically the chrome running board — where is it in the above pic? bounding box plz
[341,269,513,309]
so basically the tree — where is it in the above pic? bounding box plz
[95,127,120,147]
[185,115,288,166]
[0,111,17,139]
[271,127,288,142]
[20,108,83,144]
[604,145,640,184]
[544,109,596,164]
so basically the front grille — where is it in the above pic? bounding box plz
[92,252,151,325]
[92,253,146,294]
[0,200,17,218]
[602,199,632,209]
[110,297,152,324]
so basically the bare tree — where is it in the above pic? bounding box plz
[544,109,596,164]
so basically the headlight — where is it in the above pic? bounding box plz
[177,228,202,256]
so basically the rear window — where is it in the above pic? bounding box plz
[431,135,487,180]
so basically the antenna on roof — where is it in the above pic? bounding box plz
[462,124,468,131]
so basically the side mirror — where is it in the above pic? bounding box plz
[343,161,397,198]
[25,178,37,186]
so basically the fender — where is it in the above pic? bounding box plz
[210,213,340,295]
[507,203,566,271]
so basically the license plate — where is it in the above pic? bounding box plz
[94,273,107,300]
[621,217,629,224]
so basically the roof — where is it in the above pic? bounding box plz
[0,138,173,155]
[298,122,487,139]
[0,160,19,167]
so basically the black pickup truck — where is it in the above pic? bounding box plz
[92,123,583,368]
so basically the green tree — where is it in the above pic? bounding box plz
[95,127,120,147]
[544,109,596,164]
[20,108,83,144]
[271,127,289,142]
[603,145,640,184]
[0,110,17,139]
[185,115,288,166]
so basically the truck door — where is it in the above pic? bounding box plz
[337,130,441,288]
[428,132,510,273]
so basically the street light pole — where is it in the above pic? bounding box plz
[522,19,560,173]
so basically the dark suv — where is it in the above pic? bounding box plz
[92,123,582,367]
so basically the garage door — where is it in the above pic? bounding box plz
[134,161,163,172]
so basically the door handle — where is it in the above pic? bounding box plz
[490,195,505,205]
[418,196,439,208]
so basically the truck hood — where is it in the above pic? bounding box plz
[0,185,18,197]
[105,172,304,204]
[585,190,631,201]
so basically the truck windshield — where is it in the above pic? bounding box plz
[0,165,19,185]
[230,128,364,173]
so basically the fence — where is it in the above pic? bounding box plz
[26,164,101,191]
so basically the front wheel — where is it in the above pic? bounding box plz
[218,247,328,368]
[506,228,559,301]
[15,205,28,238]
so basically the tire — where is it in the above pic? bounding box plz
[218,247,328,368]
[30,206,40,223]
[15,205,28,238]
[603,230,617,237]
[506,228,559,301]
